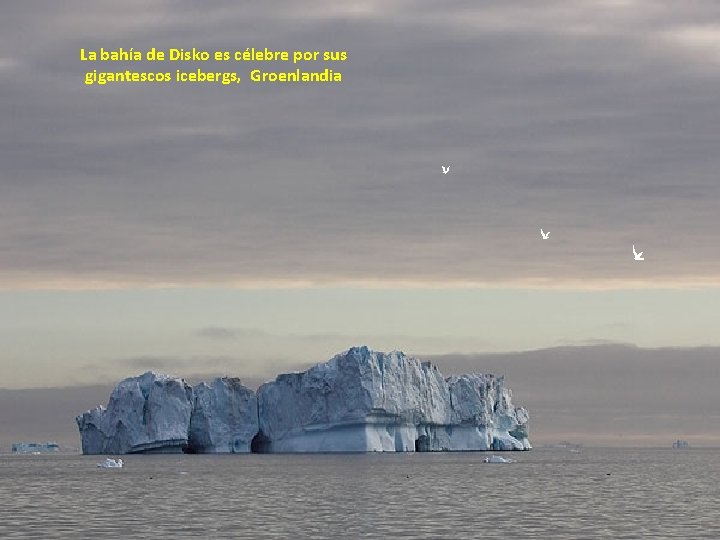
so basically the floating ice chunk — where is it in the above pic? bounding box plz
[97,458,123,468]
[483,455,514,463]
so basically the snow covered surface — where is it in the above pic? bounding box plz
[76,346,531,454]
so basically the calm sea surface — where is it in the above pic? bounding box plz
[1,448,718,539]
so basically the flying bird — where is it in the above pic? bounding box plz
[540,228,550,240]
[442,165,450,174]
[633,245,644,261]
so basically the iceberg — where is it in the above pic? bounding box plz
[187,377,258,453]
[76,372,194,454]
[76,346,531,454]
[11,442,60,454]
[256,346,531,453]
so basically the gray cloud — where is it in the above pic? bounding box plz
[2,1,720,287]
[107,354,309,387]
[117,355,233,371]
[193,326,491,352]
[111,354,260,375]
[4,343,720,446]
[427,344,720,444]
[196,327,269,340]
[0,384,114,449]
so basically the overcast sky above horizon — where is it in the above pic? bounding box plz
[2,0,720,404]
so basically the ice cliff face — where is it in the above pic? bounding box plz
[257,346,531,452]
[76,373,257,454]
[187,377,258,453]
[75,372,194,454]
[76,346,530,454]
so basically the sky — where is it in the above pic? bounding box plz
[1,0,720,445]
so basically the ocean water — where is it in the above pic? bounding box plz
[1,448,718,539]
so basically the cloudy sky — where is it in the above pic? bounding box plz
[1,1,720,444]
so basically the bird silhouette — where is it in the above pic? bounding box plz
[541,228,550,240]
[633,245,644,261]
[441,165,450,174]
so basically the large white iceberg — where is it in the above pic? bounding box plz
[76,372,194,454]
[256,346,531,453]
[76,346,530,454]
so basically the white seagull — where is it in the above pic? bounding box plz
[441,165,450,175]
[540,228,550,240]
[633,245,644,261]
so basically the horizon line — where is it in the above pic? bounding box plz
[2,276,720,291]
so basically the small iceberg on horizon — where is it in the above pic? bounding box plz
[12,441,60,454]
[483,455,515,463]
[97,458,123,468]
